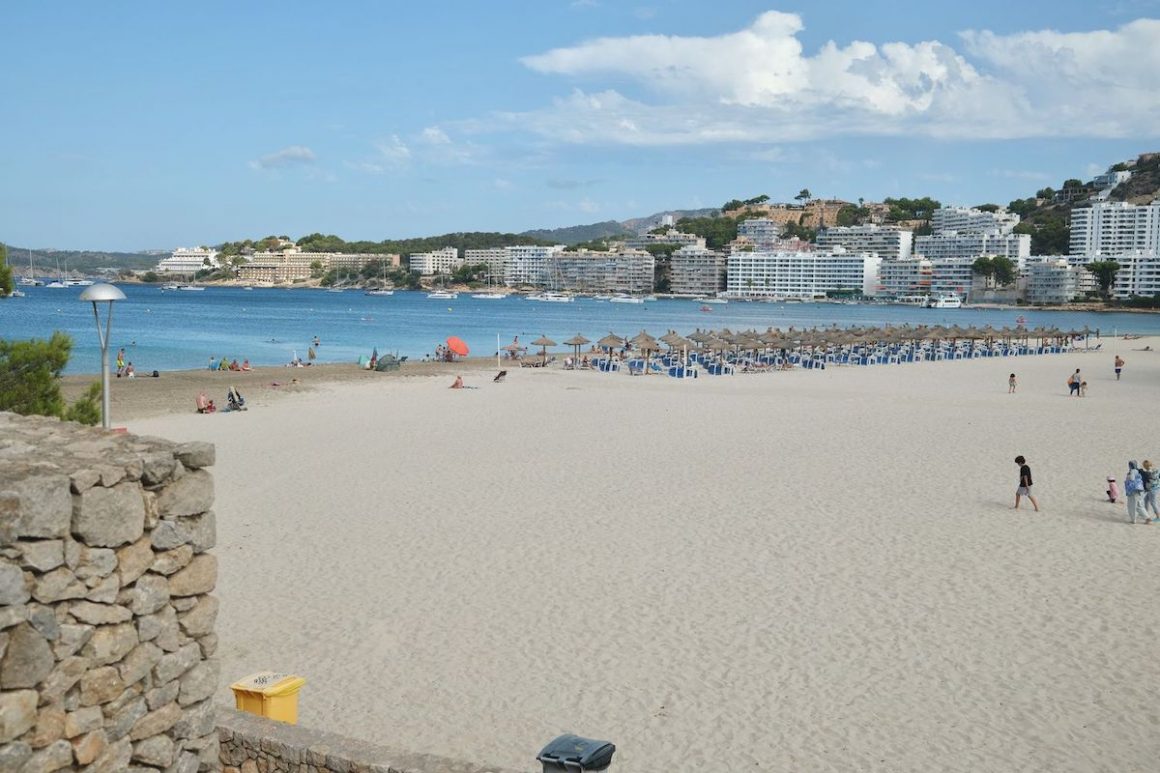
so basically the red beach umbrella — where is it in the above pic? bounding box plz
[446,336,469,357]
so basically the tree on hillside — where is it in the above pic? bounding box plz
[883,197,940,221]
[745,194,770,206]
[0,332,101,425]
[676,214,741,250]
[975,203,1000,213]
[836,205,871,226]
[1086,260,1121,300]
[1013,217,1069,255]
[1035,187,1055,199]
[0,243,13,297]
[1062,178,1085,191]
[972,256,1017,287]
[795,189,812,203]
[721,199,745,212]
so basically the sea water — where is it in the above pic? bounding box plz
[2,285,1156,374]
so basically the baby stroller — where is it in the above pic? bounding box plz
[226,385,247,412]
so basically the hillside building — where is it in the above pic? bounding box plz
[726,249,881,299]
[236,247,381,284]
[931,206,1019,235]
[553,250,655,294]
[1025,258,1082,304]
[669,246,726,296]
[1068,200,1160,260]
[1110,250,1160,300]
[619,229,705,251]
[504,245,567,287]
[408,247,462,276]
[155,247,220,274]
[816,224,913,260]
[876,258,933,297]
[915,232,1030,262]
[463,248,508,280]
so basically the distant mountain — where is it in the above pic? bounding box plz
[521,207,721,245]
[520,220,633,245]
[3,246,163,274]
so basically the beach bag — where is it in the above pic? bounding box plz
[1125,475,1143,495]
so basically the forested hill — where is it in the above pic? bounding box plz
[216,231,553,259]
[2,247,162,273]
[521,220,633,245]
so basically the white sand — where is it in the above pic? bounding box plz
[130,342,1160,772]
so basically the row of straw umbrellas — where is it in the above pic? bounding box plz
[516,324,1090,365]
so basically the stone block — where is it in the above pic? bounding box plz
[137,605,177,644]
[166,750,200,773]
[150,520,188,551]
[0,603,27,630]
[95,463,125,488]
[153,642,201,684]
[19,540,65,572]
[197,632,218,658]
[152,511,216,553]
[142,490,160,530]
[78,666,125,706]
[175,442,215,470]
[75,547,118,580]
[133,733,177,767]
[156,469,214,517]
[104,695,146,741]
[27,604,61,641]
[122,458,144,483]
[116,536,154,586]
[63,539,81,570]
[88,735,132,772]
[71,728,107,765]
[0,688,38,743]
[178,595,219,637]
[131,573,171,616]
[8,474,73,539]
[84,574,121,604]
[20,737,72,772]
[69,468,101,493]
[0,560,31,605]
[171,596,198,612]
[52,624,93,659]
[81,622,138,667]
[0,622,54,689]
[39,656,89,704]
[178,659,219,706]
[172,698,216,740]
[0,739,32,769]
[129,700,182,740]
[69,603,131,626]
[64,705,103,738]
[168,554,217,597]
[32,567,87,604]
[119,641,163,687]
[145,678,180,711]
[28,705,66,748]
[152,545,194,576]
[141,451,179,485]
[72,482,146,548]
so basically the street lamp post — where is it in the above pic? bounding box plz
[79,284,126,429]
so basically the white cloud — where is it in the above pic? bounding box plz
[249,145,316,170]
[420,126,452,145]
[508,12,1160,144]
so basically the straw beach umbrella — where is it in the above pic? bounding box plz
[531,335,556,364]
[562,334,590,365]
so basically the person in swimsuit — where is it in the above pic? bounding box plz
[1014,455,1039,512]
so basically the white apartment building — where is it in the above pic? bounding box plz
[408,247,462,276]
[931,206,1020,235]
[1068,200,1160,260]
[155,247,220,274]
[553,250,654,294]
[1025,259,1081,304]
[463,248,508,280]
[504,245,566,286]
[877,258,933,296]
[816,224,913,260]
[726,249,881,299]
[236,248,381,284]
[915,232,1031,262]
[736,219,784,251]
[669,246,726,296]
[1110,251,1160,300]
[929,259,976,296]
[1091,169,1132,190]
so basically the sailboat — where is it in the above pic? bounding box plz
[18,249,42,286]
[44,259,67,289]
[364,261,394,295]
[471,272,505,299]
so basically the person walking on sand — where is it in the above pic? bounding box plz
[1008,373,1017,393]
[1124,460,1147,524]
[1141,460,1158,523]
[1013,455,1039,512]
[1067,369,1081,396]
[1114,355,1125,380]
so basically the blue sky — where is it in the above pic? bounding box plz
[2,0,1159,250]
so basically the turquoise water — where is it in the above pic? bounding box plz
[2,285,1157,374]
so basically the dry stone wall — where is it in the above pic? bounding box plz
[0,412,220,772]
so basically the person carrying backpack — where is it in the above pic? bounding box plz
[1140,460,1158,522]
[1124,461,1148,524]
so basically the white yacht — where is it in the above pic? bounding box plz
[895,295,929,306]
[427,290,458,300]
[926,293,963,309]
[471,291,505,299]
[697,297,728,305]
[527,291,574,303]
[160,283,180,291]
[177,285,206,292]
[44,280,68,289]
[365,288,394,296]
[608,294,645,304]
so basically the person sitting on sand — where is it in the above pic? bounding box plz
[241,359,252,371]
[125,362,135,379]
[218,356,229,371]
[208,357,217,371]
[228,359,241,371]
[196,392,216,414]
[450,375,464,389]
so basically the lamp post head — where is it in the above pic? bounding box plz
[79,283,126,303]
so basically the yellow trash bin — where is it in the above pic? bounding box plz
[230,672,307,725]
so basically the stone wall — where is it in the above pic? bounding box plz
[0,412,220,772]
[218,709,521,773]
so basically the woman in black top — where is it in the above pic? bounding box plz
[1014,455,1039,512]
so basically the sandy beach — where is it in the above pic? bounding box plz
[118,341,1160,772]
